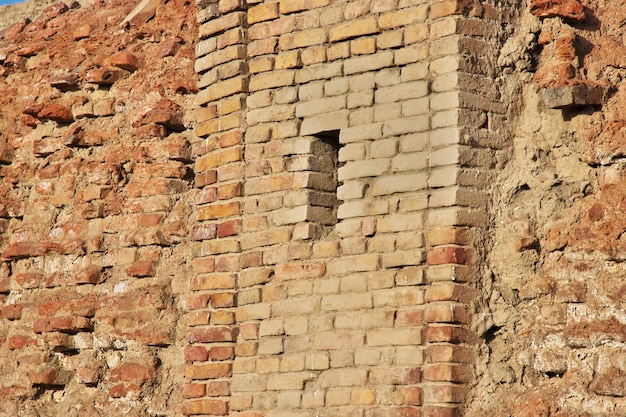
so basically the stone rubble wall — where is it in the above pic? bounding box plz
[467,0,626,415]
[0,1,198,415]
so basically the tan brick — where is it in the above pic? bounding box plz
[198,76,247,105]
[379,5,428,29]
[296,96,346,118]
[280,29,327,50]
[301,45,328,65]
[195,45,246,74]
[266,372,313,390]
[236,303,272,321]
[378,213,424,233]
[372,173,428,196]
[249,15,296,40]
[375,80,428,103]
[232,374,267,392]
[372,287,424,307]
[327,254,379,275]
[319,369,367,387]
[249,70,295,91]
[300,110,349,136]
[248,38,278,57]
[295,61,343,84]
[344,51,394,75]
[338,159,389,181]
[248,2,280,24]
[367,329,422,346]
[329,17,379,42]
[321,293,373,311]
[280,0,330,14]
[199,12,246,39]
[276,50,301,69]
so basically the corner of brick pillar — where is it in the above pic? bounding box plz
[423,1,506,415]
[183,0,248,415]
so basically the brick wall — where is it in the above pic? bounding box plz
[4,0,625,416]
[188,1,512,416]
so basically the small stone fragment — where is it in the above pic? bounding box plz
[109,51,139,71]
[134,99,184,130]
[530,0,585,22]
[84,68,122,85]
[542,84,604,109]
[49,72,80,91]
[157,38,181,58]
[37,103,74,123]
[72,24,91,40]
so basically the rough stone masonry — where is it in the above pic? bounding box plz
[0,0,625,416]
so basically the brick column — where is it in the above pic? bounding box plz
[184,0,248,415]
[422,1,508,416]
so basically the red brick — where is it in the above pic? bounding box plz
[209,346,234,361]
[2,304,23,320]
[185,363,232,380]
[394,387,422,406]
[192,257,216,274]
[110,363,154,383]
[109,383,141,398]
[217,219,241,237]
[181,383,206,399]
[425,325,474,343]
[125,260,156,277]
[185,346,209,362]
[33,316,91,333]
[181,399,228,416]
[422,364,472,383]
[422,405,462,417]
[2,242,46,260]
[426,247,472,265]
[188,327,235,343]
[396,309,424,326]
[108,51,139,71]
[8,336,38,350]
[197,187,218,204]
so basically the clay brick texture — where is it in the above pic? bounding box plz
[1,0,625,416]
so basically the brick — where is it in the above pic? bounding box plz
[280,29,327,50]
[367,329,422,346]
[248,2,280,24]
[181,399,228,416]
[319,369,367,387]
[197,76,247,105]
[373,173,428,196]
[329,17,378,42]
[197,202,240,221]
[250,70,295,91]
[188,327,235,343]
[195,45,246,74]
[181,383,206,399]
[344,51,394,75]
[426,246,472,265]
[380,6,428,29]
[280,0,330,14]
[199,12,246,39]
[422,364,472,383]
